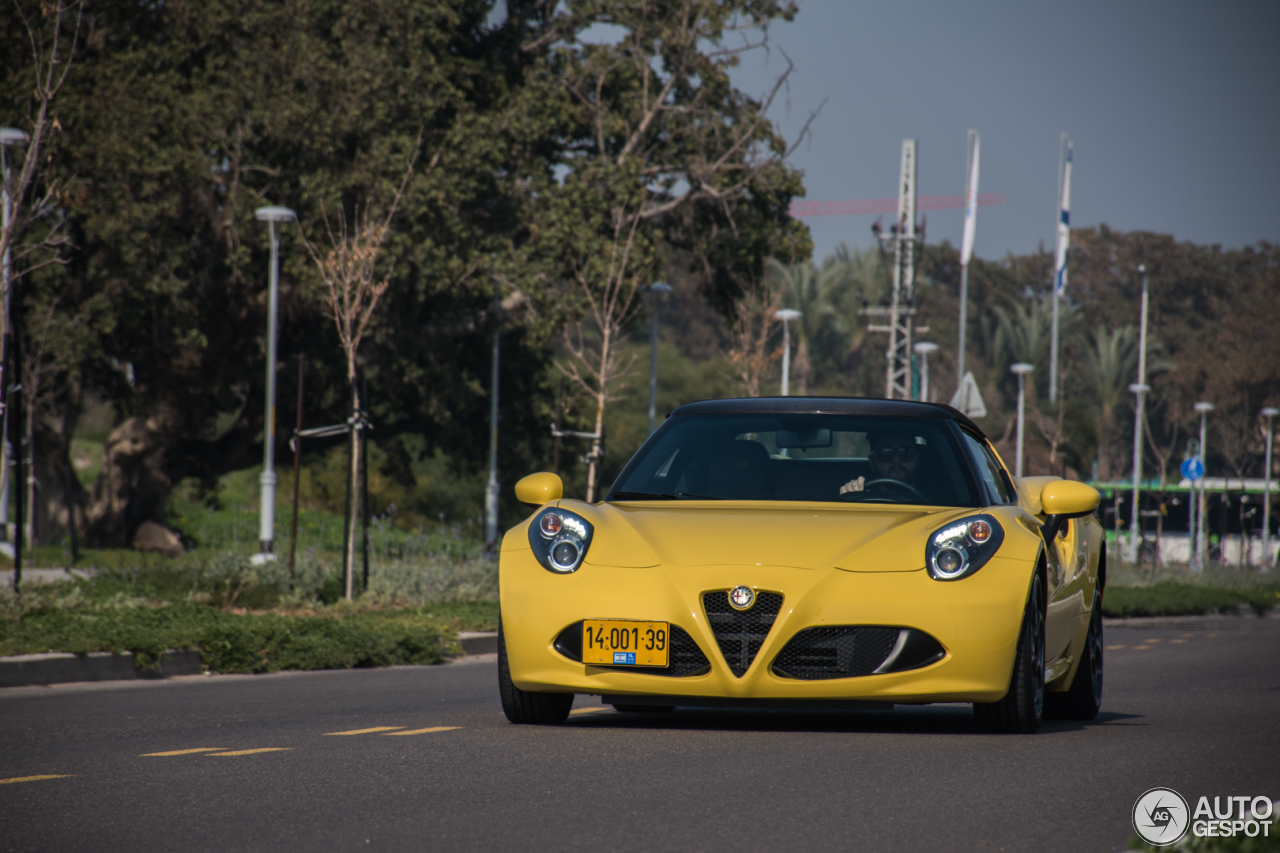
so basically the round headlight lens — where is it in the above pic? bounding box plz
[539,512,563,538]
[968,520,991,544]
[550,538,581,572]
[934,547,965,575]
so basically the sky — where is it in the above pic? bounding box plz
[727,0,1280,265]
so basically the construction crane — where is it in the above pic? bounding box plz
[788,192,1005,218]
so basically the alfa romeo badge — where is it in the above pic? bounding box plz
[728,585,756,611]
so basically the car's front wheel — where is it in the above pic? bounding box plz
[974,571,1044,734]
[498,622,573,725]
[1046,586,1103,720]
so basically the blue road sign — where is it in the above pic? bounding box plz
[1181,458,1204,481]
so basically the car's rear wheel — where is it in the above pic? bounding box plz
[974,571,1044,734]
[1046,586,1103,720]
[498,622,573,725]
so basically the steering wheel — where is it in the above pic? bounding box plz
[857,477,928,503]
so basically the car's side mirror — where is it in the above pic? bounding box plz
[1039,480,1100,542]
[515,472,564,507]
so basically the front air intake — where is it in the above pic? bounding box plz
[703,591,784,677]
[772,627,945,680]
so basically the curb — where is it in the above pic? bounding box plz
[0,632,500,689]
[0,650,204,688]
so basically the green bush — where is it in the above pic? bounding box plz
[1104,584,1278,618]
[0,605,450,673]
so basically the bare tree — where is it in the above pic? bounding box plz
[726,289,781,398]
[302,148,422,599]
[543,1,816,501]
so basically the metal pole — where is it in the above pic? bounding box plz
[1188,442,1198,570]
[484,279,500,550]
[1050,134,1070,404]
[958,262,969,386]
[957,129,975,387]
[288,355,304,582]
[361,374,369,591]
[0,130,27,550]
[1262,408,1277,570]
[253,207,295,561]
[1011,363,1034,478]
[11,274,22,590]
[914,342,938,403]
[781,319,791,397]
[1128,266,1150,564]
[1194,403,1213,570]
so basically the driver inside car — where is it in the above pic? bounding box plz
[840,430,923,497]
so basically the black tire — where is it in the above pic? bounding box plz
[974,571,1044,734]
[611,704,676,714]
[1046,586,1103,720]
[498,622,573,725]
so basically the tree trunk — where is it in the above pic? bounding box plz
[1095,407,1116,482]
[84,416,172,547]
[795,340,811,396]
[344,381,361,600]
[585,390,605,503]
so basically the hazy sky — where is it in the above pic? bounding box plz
[728,0,1280,265]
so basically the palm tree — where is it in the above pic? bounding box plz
[766,258,841,395]
[1082,324,1139,481]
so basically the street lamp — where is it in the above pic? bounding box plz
[1011,363,1034,478]
[1192,401,1214,571]
[1128,383,1150,564]
[913,341,939,402]
[777,309,801,397]
[252,205,296,564]
[1,128,27,584]
[646,282,672,434]
[1262,406,1278,570]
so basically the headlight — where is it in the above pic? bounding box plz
[925,514,1004,581]
[527,508,593,574]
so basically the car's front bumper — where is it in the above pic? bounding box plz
[500,549,1034,704]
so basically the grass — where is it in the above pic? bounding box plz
[1104,562,1280,617]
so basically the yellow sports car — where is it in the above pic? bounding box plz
[498,397,1104,733]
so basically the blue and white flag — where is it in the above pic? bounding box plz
[1054,139,1072,293]
[960,133,980,267]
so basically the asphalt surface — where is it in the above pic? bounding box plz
[2,616,1277,852]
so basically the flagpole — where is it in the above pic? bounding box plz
[1049,134,1071,404]
[957,129,979,393]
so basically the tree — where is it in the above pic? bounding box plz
[531,0,812,501]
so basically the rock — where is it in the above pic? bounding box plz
[131,520,183,557]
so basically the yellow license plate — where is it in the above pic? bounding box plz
[582,620,670,667]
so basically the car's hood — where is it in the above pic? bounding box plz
[561,500,973,572]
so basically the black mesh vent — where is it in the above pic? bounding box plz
[772,627,902,680]
[703,591,784,677]
[554,622,710,677]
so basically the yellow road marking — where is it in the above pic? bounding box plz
[1143,638,1161,643]
[0,775,72,785]
[324,727,405,736]
[142,748,229,757]
[381,727,461,736]
[1106,645,1125,650]
[1170,638,1186,644]
[1133,645,1152,650]
[569,707,611,716]
[209,748,291,756]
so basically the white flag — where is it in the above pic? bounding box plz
[960,133,980,266]
[1054,139,1072,293]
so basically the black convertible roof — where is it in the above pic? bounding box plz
[668,396,986,438]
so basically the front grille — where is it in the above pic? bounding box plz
[772,627,902,680]
[703,591,784,677]
[554,622,711,677]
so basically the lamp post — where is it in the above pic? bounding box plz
[1128,384,1150,564]
[646,282,671,434]
[1192,401,1214,571]
[1262,406,1278,570]
[1127,264,1150,566]
[1,127,28,584]
[252,205,296,563]
[1011,363,1034,478]
[777,309,801,397]
[913,342,938,402]
[485,277,501,551]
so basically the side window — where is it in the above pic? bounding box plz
[961,431,1014,505]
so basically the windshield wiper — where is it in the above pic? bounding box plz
[608,490,721,501]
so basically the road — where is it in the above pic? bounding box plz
[2,617,1277,852]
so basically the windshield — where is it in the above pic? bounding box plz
[608,413,979,507]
